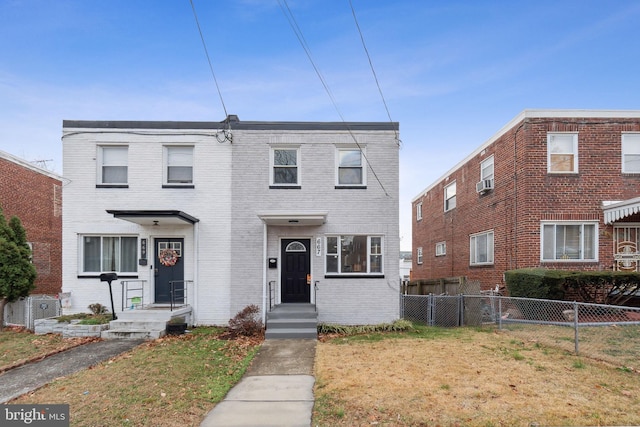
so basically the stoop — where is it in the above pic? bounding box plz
[265,303,317,339]
[101,305,192,340]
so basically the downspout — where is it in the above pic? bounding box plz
[262,221,268,325]
[193,221,199,325]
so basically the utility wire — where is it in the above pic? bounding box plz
[278,0,391,197]
[189,0,229,121]
[349,0,400,146]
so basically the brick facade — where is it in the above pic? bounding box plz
[412,111,640,290]
[0,152,62,295]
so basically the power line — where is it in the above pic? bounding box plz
[278,0,391,197]
[189,0,229,121]
[348,0,399,146]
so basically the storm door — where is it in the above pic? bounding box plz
[614,226,640,272]
[155,238,185,303]
[281,239,311,303]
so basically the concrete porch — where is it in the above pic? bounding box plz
[265,303,318,339]
[101,305,192,340]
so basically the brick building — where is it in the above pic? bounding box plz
[0,150,63,295]
[412,110,640,289]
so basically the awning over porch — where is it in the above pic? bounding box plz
[106,210,200,226]
[603,197,640,224]
[257,211,328,226]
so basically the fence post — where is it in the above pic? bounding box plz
[498,296,503,330]
[573,301,579,355]
[458,294,464,326]
[428,294,434,326]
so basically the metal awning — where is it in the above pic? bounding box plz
[603,197,640,224]
[257,211,328,226]
[106,210,199,226]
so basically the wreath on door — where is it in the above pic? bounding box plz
[159,248,179,267]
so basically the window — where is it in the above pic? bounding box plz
[326,235,383,275]
[164,146,194,185]
[470,230,494,265]
[82,236,137,273]
[622,133,640,173]
[98,146,128,185]
[444,181,456,211]
[416,202,423,221]
[336,148,365,186]
[416,247,423,264]
[436,241,446,256]
[271,147,299,186]
[541,222,597,261]
[480,156,494,181]
[548,133,578,173]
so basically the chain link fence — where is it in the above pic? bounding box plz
[3,295,61,330]
[401,293,640,368]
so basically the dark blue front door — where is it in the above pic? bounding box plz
[281,239,311,303]
[155,238,184,304]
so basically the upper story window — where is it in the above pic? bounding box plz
[164,146,194,186]
[416,247,423,264]
[81,235,137,274]
[435,241,446,256]
[548,133,578,173]
[470,230,494,266]
[271,147,300,187]
[416,202,423,221]
[98,146,128,186]
[622,133,640,173]
[480,156,494,181]
[444,181,456,212]
[336,148,365,187]
[541,222,597,262]
[326,235,383,275]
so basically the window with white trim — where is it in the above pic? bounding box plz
[480,156,494,181]
[164,146,194,185]
[271,147,299,186]
[326,235,383,275]
[416,202,423,221]
[336,148,365,186]
[622,133,640,173]
[444,181,456,211]
[435,241,446,256]
[541,222,597,261]
[98,146,128,185]
[416,247,423,264]
[548,133,578,173]
[470,230,494,265]
[81,235,137,273]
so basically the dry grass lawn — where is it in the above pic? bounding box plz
[313,327,640,426]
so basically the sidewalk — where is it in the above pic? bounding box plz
[0,339,145,404]
[200,338,317,427]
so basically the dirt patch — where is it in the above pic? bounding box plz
[314,328,640,426]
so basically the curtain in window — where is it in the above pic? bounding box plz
[83,236,101,272]
[121,237,137,272]
[102,237,120,271]
[102,147,128,183]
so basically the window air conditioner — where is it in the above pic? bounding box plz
[476,179,494,193]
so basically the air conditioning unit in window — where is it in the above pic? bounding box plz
[476,179,494,194]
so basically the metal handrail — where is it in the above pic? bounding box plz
[121,280,146,311]
[314,281,319,312]
[169,280,192,311]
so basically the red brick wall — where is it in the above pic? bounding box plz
[412,116,640,290]
[0,157,62,295]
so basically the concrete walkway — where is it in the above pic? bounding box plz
[0,339,145,404]
[200,339,317,427]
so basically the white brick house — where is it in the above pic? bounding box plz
[62,116,400,326]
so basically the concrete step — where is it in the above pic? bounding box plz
[102,329,165,340]
[108,320,168,331]
[265,327,318,339]
[266,318,317,329]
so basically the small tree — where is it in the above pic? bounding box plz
[0,207,37,331]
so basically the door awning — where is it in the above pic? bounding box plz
[257,211,328,226]
[603,197,640,224]
[106,210,199,226]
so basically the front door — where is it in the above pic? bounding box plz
[155,238,185,304]
[614,226,640,272]
[281,239,311,303]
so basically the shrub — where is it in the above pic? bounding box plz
[88,303,109,315]
[505,268,568,299]
[227,304,264,338]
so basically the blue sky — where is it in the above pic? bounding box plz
[1,0,639,250]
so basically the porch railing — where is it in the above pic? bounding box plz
[121,280,146,311]
[169,280,192,311]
